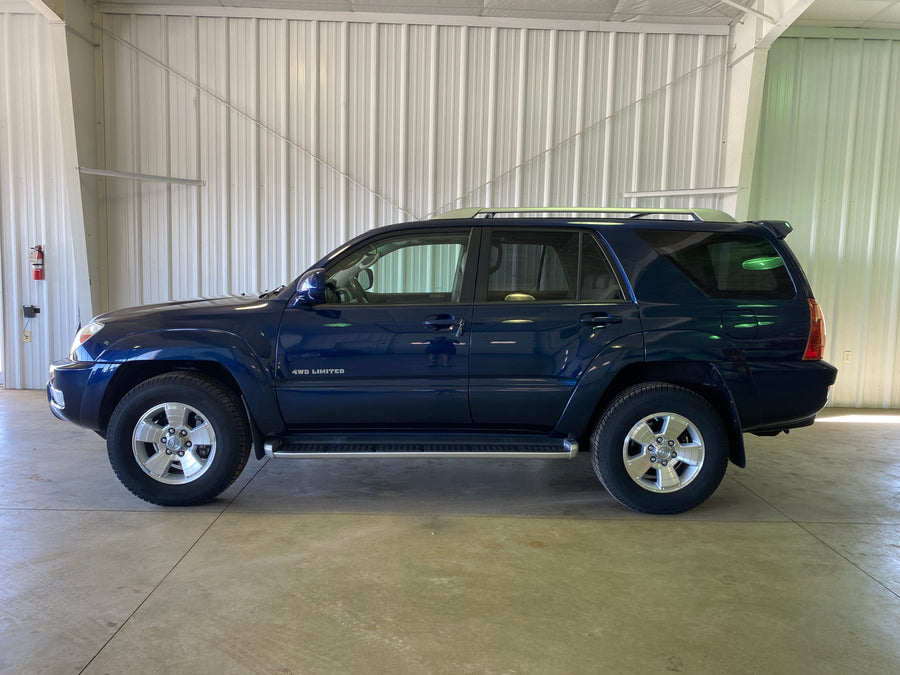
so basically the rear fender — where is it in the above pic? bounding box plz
[621,362,746,468]
[707,365,746,468]
[559,354,746,468]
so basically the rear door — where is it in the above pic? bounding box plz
[468,227,641,430]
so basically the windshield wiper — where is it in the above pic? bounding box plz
[258,285,286,299]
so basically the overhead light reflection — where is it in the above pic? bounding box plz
[818,414,900,425]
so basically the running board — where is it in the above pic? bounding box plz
[264,433,578,460]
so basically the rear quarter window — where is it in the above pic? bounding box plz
[636,230,796,299]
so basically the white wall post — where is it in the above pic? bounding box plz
[720,1,816,220]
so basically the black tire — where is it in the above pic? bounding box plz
[106,373,251,506]
[591,383,728,514]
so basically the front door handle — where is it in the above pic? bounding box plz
[424,314,458,331]
[580,312,624,327]
[455,318,466,338]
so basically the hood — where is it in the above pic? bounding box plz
[94,295,253,323]
[76,294,286,363]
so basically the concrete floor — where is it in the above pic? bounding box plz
[2,389,899,674]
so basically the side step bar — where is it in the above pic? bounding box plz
[264,433,578,460]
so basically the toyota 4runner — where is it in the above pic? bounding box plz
[48,207,838,514]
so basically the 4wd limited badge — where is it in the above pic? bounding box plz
[292,368,346,375]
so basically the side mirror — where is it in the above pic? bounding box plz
[291,268,327,307]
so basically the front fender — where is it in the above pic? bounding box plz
[93,329,284,435]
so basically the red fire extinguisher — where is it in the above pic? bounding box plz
[30,245,44,280]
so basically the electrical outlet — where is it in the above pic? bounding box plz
[843,351,852,364]
[22,330,31,343]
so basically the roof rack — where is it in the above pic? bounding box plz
[433,206,736,223]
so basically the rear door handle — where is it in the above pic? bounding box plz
[580,312,624,327]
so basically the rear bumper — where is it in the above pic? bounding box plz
[750,415,816,436]
[728,360,838,432]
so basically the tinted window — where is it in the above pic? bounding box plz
[637,230,795,299]
[581,234,625,302]
[484,230,623,302]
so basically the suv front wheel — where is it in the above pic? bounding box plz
[591,383,728,514]
[106,373,251,506]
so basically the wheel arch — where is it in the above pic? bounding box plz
[99,361,233,431]
[105,371,253,506]
[97,360,275,460]
[583,362,746,468]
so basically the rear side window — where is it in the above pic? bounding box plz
[637,230,796,299]
[483,230,624,303]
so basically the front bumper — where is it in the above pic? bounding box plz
[48,360,118,430]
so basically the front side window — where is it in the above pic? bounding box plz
[637,230,796,299]
[483,230,624,303]
[324,231,470,305]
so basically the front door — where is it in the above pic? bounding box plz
[276,228,476,428]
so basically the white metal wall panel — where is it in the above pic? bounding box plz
[198,17,229,296]
[167,15,201,300]
[751,35,900,408]
[228,18,259,295]
[0,10,82,389]
[102,13,141,310]
[98,10,729,311]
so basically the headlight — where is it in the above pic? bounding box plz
[69,321,104,360]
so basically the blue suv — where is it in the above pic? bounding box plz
[48,207,837,514]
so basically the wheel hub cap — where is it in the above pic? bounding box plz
[622,412,705,493]
[132,402,217,485]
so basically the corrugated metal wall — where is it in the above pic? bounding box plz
[0,9,82,389]
[97,10,729,310]
[751,33,900,408]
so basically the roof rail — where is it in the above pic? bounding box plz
[432,206,736,222]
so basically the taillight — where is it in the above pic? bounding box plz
[803,298,826,360]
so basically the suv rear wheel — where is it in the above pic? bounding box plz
[591,383,728,514]
[106,373,251,506]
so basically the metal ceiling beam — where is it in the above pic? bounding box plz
[716,0,775,24]
[25,0,62,23]
[95,5,731,35]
